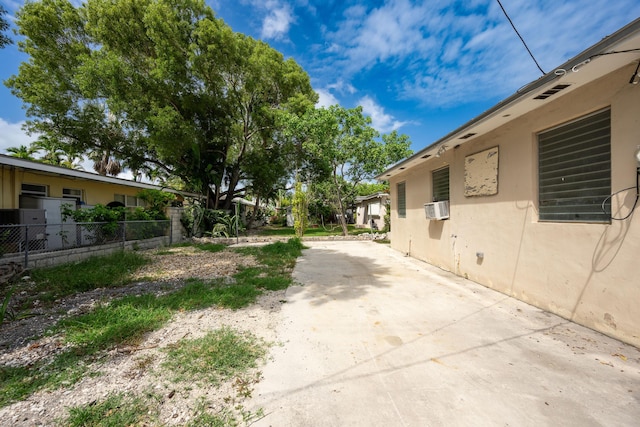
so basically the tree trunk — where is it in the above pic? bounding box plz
[247,194,261,229]
[333,174,349,236]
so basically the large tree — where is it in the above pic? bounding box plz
[6,145,38,160]
[284,105,413,236]
[6,0,316,208]
[0,5,11,48]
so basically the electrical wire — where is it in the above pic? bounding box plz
[591,48,640,57]
[629,60,640,84]
[495,0,545,75]
[602,169,640,221]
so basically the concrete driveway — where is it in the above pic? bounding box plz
[248,241,640,426]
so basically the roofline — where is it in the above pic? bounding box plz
[0,154,201,198]
[377,17,640,180]
[356,192,390,202]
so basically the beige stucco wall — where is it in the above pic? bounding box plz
[389,64,640,347]
[0,169,155,209]
[355,197,388,230]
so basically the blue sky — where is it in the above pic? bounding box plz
[1,0,639,160]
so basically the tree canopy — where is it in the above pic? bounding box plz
[6,0,317,209]
[282,105,412,235]
[0,5,11,48]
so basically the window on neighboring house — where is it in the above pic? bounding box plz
[538,108,611,223]
[397,182,406,218]
[432,166,450,202]
[63,188,83,203]
[114,194,145,207]
[21,183,48,197]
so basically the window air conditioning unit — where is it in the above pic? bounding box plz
[424,201,449,220]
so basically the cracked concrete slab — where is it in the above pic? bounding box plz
[248,241,640,426]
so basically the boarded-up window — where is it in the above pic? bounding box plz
[432,166,450,202]
[464,147,499,197]
[397,182,406,218]
[538,109,611,223]
[369,202,381,216]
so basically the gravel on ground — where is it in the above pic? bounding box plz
[0,246,286,426]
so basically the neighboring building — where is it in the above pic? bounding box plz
[0,154,195,222]
[355,192,389,230]
[378,19,640,347]
[1,154,191,207]
[1,154,197,253]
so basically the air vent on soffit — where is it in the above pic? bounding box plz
[533,84,571,100]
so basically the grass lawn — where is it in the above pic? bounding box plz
[253,224,375,237]
[0,239,304,412]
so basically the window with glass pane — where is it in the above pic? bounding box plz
[63,188,83,202]
[21,183,48,197]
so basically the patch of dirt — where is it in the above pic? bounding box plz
[0,246,287,426]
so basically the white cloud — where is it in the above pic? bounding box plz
[315,88,339,108]
[261,3,293,40]
[358,96,408,133]
[320,0,639,107]
[326,79,356,94]
[0,119,37,153]
[327,0,436,72]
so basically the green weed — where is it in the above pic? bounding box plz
[253,225,369,237]
[29,251,149,303]
[0,239,303,408]
[58,295,173,351]
[194,243,226,253]
[0,350,91,408]
[162,327,268,386]
[64,392,157,427]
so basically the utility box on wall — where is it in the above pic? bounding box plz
[0,208,47,252]
[20,196,77,250]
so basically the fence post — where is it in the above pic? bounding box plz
[169,219,173,246]
[24,224,29,268]
[121,221,126,249]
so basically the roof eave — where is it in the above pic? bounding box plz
[377,17,640,181]
[0,154,201,198]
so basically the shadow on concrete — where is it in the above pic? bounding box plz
[291,246,394,306]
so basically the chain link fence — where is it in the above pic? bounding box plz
[0,220,171,267]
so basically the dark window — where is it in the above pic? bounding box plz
[432,166,450,202]
[63,188,83,203]
[397,182,406,218]
[538,109,611,223]
[21,183,48,197]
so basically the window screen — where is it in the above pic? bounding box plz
[115,194,143,207]
[126,195,138,207]
[21,183,48,197]
[432,166,450,202]
[397,182,406,218]
[63,188,83,202]
[538,109,611,223]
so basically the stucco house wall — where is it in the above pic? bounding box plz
[0,155,191,210]
[355,193,388,230]
[388,64,640,347]
[1,169,154,208]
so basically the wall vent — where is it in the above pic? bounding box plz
[533,84,571,100]
[459,133,477,140]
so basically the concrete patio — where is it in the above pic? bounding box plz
[248,240,640,426]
